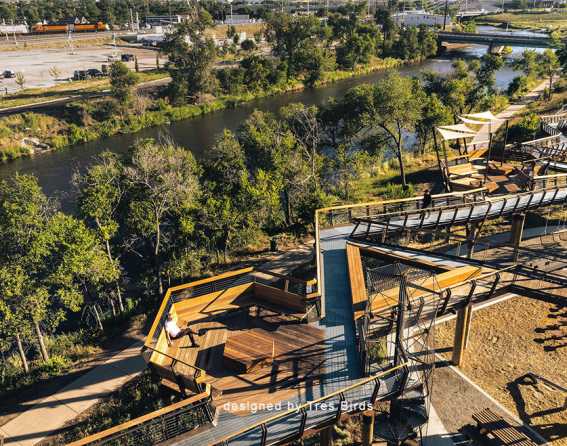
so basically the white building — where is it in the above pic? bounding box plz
[392,10,450,27]
[0,23,29,34]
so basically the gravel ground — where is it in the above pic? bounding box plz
[435,294,567,445]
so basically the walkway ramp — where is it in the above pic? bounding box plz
[351,187,567,241]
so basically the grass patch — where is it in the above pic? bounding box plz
[477,10,567,31]
[0,70,169,109]
[0,330,102,398]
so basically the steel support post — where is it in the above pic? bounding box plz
[320,425,334,446]
[465,222,478,259]
[510,213,526,262]
[452,303,473,366]
[361,410,375,446]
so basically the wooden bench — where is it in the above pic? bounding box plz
[370,265,482,313]
[472,408,537,446]
[449,163,477,178]
[346,243,369,320]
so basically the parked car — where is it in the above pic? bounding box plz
[2,70,15,78]
[87,68,104,78]
[121,53,135,62]
[73,70,88,81]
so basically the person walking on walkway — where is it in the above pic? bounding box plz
[165,314,200,347]
[422,189,433,209]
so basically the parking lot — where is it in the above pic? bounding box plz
[0,45,160,94]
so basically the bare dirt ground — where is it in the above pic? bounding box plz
[435,294,567,445]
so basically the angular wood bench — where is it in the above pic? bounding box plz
[472,408,537,446]
[346,243,369,320]
[449,163,478,178]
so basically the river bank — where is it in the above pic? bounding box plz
[0,56,403,164]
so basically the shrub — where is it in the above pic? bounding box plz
[381,182,416,199]
[508,75,530,98]
[508,113,541,143]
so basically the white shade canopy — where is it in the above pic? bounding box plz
[436,124,478,141]
[461,111,504,123]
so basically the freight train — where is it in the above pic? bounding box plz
[0,21,109,35]
[31,21,109,33]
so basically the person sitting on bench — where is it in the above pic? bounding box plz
[165,314,200,348]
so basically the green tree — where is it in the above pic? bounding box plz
[265,12,329,78]
[0,175,52,362]
[514,49,538,77]
[199,131,260,260]
[73,152,125,314]
[538,49,560,100]
[164,15,216,104]
[238,110,310,226]
[373,73,423,188]
[40,213,119,332]
[0,265,32,373]
[507,75,530,98]
[109,61,138,107]
[123,139,201,296]
[416,92,452,154]
[374,8,398,55]
[335,76,422,188]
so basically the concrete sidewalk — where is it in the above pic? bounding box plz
[472,78,551,145]
[0,341,145,446]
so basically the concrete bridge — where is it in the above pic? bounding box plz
[438,31,552,49]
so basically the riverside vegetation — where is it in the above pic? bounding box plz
[0,5,440,162]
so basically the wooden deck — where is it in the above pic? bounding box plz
[168,311,327,413]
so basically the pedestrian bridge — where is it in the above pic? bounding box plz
[438,31,551,48]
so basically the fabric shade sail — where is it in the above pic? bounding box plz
[436,124,478,141]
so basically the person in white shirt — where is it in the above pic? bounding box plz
[165,314,199,347]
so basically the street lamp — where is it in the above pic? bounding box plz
[227,0,233,24]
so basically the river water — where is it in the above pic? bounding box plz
[0,26,549,209]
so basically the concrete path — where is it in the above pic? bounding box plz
[472,78,551,145]
[0,341,145,446]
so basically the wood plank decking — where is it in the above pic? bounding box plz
[166,311,327,414]
[346,243,369,320]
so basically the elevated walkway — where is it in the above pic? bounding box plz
[351,186,567,241]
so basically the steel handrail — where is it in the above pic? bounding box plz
[213,362,409,445]
[143,344,206,376]
[353,185,565,225]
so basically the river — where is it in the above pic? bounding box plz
[0,26,550,210]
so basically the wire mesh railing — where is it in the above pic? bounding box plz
[66,392,215,446]
[214,363,409,446]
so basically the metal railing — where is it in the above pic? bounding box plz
[316,188,487,230]
[213,363,409,446]
[540,112,567,125]
[531,173,567,190]
[66,389,215,446]
[350,185,567,241]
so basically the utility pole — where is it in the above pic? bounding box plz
[443,0,449,30]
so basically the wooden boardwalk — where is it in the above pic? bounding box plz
[167,311,327,414]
